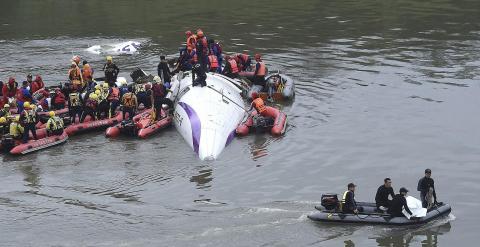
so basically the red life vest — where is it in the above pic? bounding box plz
[256,62,266,76]
[187,35,197,50]
[229,59,239,73]
[252,98,266,113]
[82,64,93,80]
[239,54,249,63]
[152,83,165,98]
[209,55,219,68]
[107,87,120,101]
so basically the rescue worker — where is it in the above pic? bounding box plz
[9,116,24,140]
[387,187,413,217]
[253,54,267,87]
[0,116,9,136]
[151,76,173,120]
[68,88,83,124]
[103,56,120,87]
[68,62,84,91]
[80,93,98,122]
[222,55,239,79]
[46,111,64,136]
[82,60,94,84]
[417,169,438,208]
[192,63,207,87]
[97,83,110,119]
[2,77,18,106]
[52,88,66,110]
[72,55,81,66]
[133,82,149,108]
[185,30,197,51]
[236,53,251,72]
[208,39,223,73]
[207,53,219,73]
[121,87,138,120]
[157,55,172,88]
[118,78,129,99]
[30,75,45,94]
[375,178,395,211]
[0,104,11,118]
[26,74,33,87]
[195,29,209,70]
[341,183,361,214]
[16,81,33,113]
[107,83,120,118]
[20,102,38,143]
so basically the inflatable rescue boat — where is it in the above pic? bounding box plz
[105,108,172,138]
[236,106,287,136]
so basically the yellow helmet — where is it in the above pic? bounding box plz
[4,104,10,108]
[23,102,31,109]
[95,85,101,90]
[90,93,98,100]
[0,117,6,124]
[49,111,55,117]
[95,90,101,95]
[106,56,113,61]
[103,82,109,88]
[14,116,20,122]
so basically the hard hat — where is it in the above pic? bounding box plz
[95,90,101,95]
[103,82,109,88]
[49,111,55,117]
[106,56,113,61]
[4,104,10,108]
[117,77,127,85]
[153,76,161,83]
[23,102,31,109]
[90,93,98,99]
[95,85,101,90]
[0,117,6,124]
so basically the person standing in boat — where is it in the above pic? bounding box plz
[9,116,24,141]
[103,56,120,87]
[80,93,98,123]
[82,60,94,86]
[121,87,138,120]
[20,102,38,143]
[157,55,172,89]
[151,76,174,120]
[417,169,438,208]
[341,183,361,214]
[387,187,413,217]
[68,62,84,91]
[375,178,395,211]
[253,54,267,87]
[68,88,83,124]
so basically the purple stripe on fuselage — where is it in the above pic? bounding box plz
[178,102,201,154]
[225,130,235,147]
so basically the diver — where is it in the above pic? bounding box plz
[103,56,120,87]
[387,187,413,217]
[157,55,172,89]
[192,63,207,87]
[375,178,395,211]
[417,169,438,209]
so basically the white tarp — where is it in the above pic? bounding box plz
[402,196,428,219]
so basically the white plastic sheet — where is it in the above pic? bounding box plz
[402,196,427,219]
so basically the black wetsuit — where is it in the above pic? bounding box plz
[388,194,413,217]
[103,63,120,86]
[157,61,172,83]
[375,185,395,209]
[192,64,207,87]
[417,177,437,208]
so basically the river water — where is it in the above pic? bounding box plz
[1,0,479,246]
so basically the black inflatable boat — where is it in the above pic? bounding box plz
[308,202,451,226]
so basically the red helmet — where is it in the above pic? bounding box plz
[251,92,258,99]
[8,77,15,84]
[185,30,192,36]
[35,75,42,82]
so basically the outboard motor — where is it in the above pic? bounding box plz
[321,194,339,210]
[252,115,274,134]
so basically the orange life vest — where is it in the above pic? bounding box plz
[209,55,219,68]
[108,87,120,101]
[122,93,136,107]
[256,62,266,76]
[252,98,266,113]
[82,64,93,80]
[229,59,239,73]
[68,67,82,85]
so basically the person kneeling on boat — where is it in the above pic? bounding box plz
[80,93,98,123]
[375,178,395,211]
[20,102,38,143]
[192,63,207,87]
[387,187,413,218]
[46,111,64,136]
[341,183,363,214]
[9,116,24,140]
[121,87,138,120]
[223,55,239,79]
[151,76,174,120]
